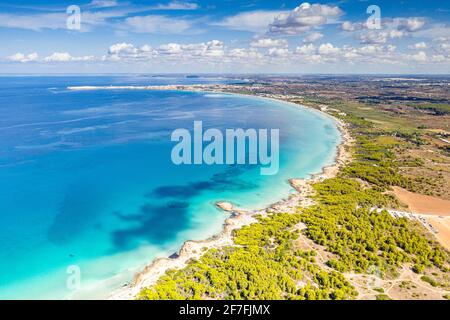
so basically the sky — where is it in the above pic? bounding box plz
[0,0,449,74]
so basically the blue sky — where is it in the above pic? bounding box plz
[1,0,449,73]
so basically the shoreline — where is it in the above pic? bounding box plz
[107,88,353,300]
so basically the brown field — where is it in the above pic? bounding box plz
[393,187,450,216]
[393,187,450,251]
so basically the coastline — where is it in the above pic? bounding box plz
[106,89,353,300]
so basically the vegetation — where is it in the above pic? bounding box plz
[420,275,439,287]
[412,103,450,116]
[301,177,446,276]
[138,213,358,300]
[376,294,392,300]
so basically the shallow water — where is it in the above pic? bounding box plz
[0,76,341,299]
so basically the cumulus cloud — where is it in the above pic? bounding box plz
[341,17,427,45]
[409,42,427,49]
[341,21,361,32]
[357,28,410,44]
[228,48,263,60]
[269,2,342,35]
[108,43,138,55]
[291,42,403,65]
[212,10,285,33]
[435,43,450,57]
[44,52,73,62]
[430,54,448,63]
[303,32,323,43]
[170,40,225,58]
[398,18,426,32]
[267,48,290,58]
[44,52,95,62]
[318,43,340,55]
[7,52,39,63]
[296,44,316,55]
[158,43,184,55]
[106,40,225,61]
[406,51,428,62]
[250,38,288,48]
[6,37,448,70]
[107,43,157,61]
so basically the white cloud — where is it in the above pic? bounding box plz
[398,18,426,32]
[318,43,340,55]
[212,10,285,33]
[9,38,448,71]
[87,0,119,8]
[343,18,426,35]
[158,43,184,55]
[415,24,450,41]
[109,43,138,55]
[228,48,263,60]
[358,28,406,44]
[291,42,403,65]
[124,15,193,34]
[409,42,427,49]
[45,52,73,62]
[430,54,449,63]
[44,52,95,62]
[342,17,427,46]
[303,32,323,43]
[439,43,450,52]
[153,1,199,10]
[389,29,406,39]
[107,43,157,60]
[106,40,225,61]
[7,52,39,63]
[296,44,316,55]
[179,40,225,58]
[269,2,342,35]
[406,51,428,62]
[250,38,288,48]
[267,48,290,58]
[358,31,390,44]
[341,21,360,32]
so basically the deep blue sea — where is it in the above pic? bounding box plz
[0,75,341,299]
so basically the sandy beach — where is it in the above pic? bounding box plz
[108,92,354,300]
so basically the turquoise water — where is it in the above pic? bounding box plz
[0,76,341,299]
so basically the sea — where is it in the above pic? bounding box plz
[0,75,341,299]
